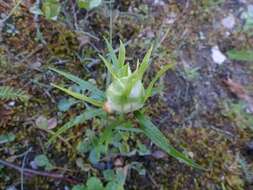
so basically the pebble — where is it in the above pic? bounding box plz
[211,46,226,65]
[8,101,15,107]
[222,14,235,29]
[154,0,165,6]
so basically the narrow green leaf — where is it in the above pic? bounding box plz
[0,133,15,144]
[51,84,104,107]
[49,67,105,100]
[227,49,253,61]
[144,64,174,101]
[135,112,203,169]
[48,108,104,144]
[118,40,126,67]
[123,73,140,98]
[99,55,118,79]
[120,64,130,77]
[136,46,153,80]
[104,38,118,67]
[86,177,104,190]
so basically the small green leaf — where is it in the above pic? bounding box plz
[42,0,61,20]
[0,133,15,144]
[135,45,153,80]
[86,177,104,190]
[118,41,126,68]
[105,182,124,190]
[34,154,53,171]
[49,68,105,100]
[89,147,101,164]
[103,169,115,181]
[57,98,78,112]
[51,84,104,107]
[227,49,253,62]
[77,0,102,10]
[135,112,203,169]
[72,184,86,190]
[115,169,126,186]
[104,38,118,67]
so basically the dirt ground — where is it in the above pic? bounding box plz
[1,0,253,189]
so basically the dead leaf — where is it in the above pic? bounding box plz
[224,78,253,112]
[77,35,90,49]
[224,78,250,101]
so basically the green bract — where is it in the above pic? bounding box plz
[106,77,145,113]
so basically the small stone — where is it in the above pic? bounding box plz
[47,117,57,129]
[152,150,167,159]
[222,14,235,29]
[154,0,165,6]
[211,46,226,65]
[8,101,15,107]
[188,151,194,158]
[30,160,38,169]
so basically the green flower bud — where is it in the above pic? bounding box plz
[106,76,145,113]
[100,40,154,114]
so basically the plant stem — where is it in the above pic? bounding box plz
[0,159,79,184]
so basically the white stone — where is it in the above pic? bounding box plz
[222,14,235,29]
[211,46,227,65]
[154,0,165,6]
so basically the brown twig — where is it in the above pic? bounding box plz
[0,159,79,184]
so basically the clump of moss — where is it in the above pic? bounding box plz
[171,127,244,190]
